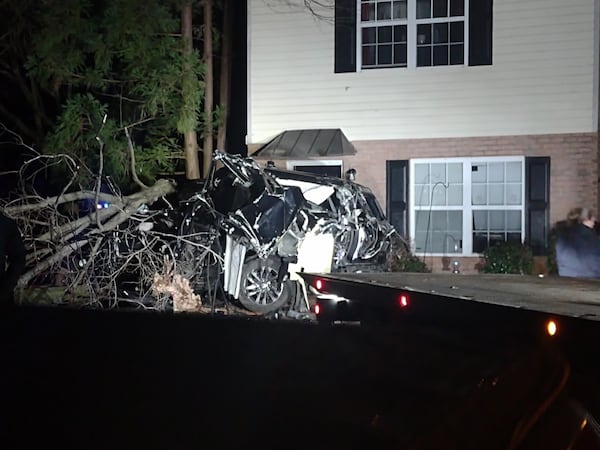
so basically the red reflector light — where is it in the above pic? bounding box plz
[315,279,324,291]
[314,304,321,315]
[398,294,409,308]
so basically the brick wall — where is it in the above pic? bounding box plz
[253,132,599,226]
[251,132,599,274]
[421,256,483,274]
[340,132,599,227]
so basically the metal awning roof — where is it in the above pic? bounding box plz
[253,129,357,158]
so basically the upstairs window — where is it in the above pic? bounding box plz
[335,0,492,73]
[415,0,465,67]
[360,1,408,68]
[360,0,465,69]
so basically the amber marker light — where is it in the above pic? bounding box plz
[546,320,558,337]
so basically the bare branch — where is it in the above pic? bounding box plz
[263,0,334,22]
[94,114,108,231]
[18,239,89,287]
[4,191,122,214]
[124,125,149,189]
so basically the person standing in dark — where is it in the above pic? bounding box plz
[0,212,26,308]
[555,207,600,278]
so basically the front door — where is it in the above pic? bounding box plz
[386,160,408,237]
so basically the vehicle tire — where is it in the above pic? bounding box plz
[237,256,294,314]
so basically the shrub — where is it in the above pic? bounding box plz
[479,242,534,275]
[387,234,430,273]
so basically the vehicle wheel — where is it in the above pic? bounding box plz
[238,256,293,314]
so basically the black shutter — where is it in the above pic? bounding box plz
[469,0,493,66]
[387,160,409,238]
[335,0,356,73]
[525,157,550,256]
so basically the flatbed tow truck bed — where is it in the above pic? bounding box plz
[299,272,600,332]
[315,272,600,320]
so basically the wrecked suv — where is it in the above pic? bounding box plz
[178,151,394,314]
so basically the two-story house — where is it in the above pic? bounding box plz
[245,0,600,272]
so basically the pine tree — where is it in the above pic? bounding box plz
[26,0,206,190]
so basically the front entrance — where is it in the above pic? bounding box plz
[291,164,342,178]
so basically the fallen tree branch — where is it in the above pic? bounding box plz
[2,149,177,306]
[18,239,89,287]
[4,191,122,213]
[0,124,220,311]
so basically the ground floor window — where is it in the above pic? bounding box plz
[410,156,525,256]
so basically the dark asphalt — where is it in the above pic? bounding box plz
[0,305,598,450]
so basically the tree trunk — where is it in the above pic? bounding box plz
[202,0,214,177]
[182,2,201,180]
[217,0,232,152]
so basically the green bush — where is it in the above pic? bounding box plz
[387,235,430,273]
[479,242,534,275]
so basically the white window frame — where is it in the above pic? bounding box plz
[286,159,343,175]
[409,156,526,257]
[356,0,469,70]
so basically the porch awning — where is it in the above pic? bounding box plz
[253,129,357,158]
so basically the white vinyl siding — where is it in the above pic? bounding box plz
[248,0,598,143]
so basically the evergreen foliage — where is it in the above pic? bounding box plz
[26,0,205,190]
